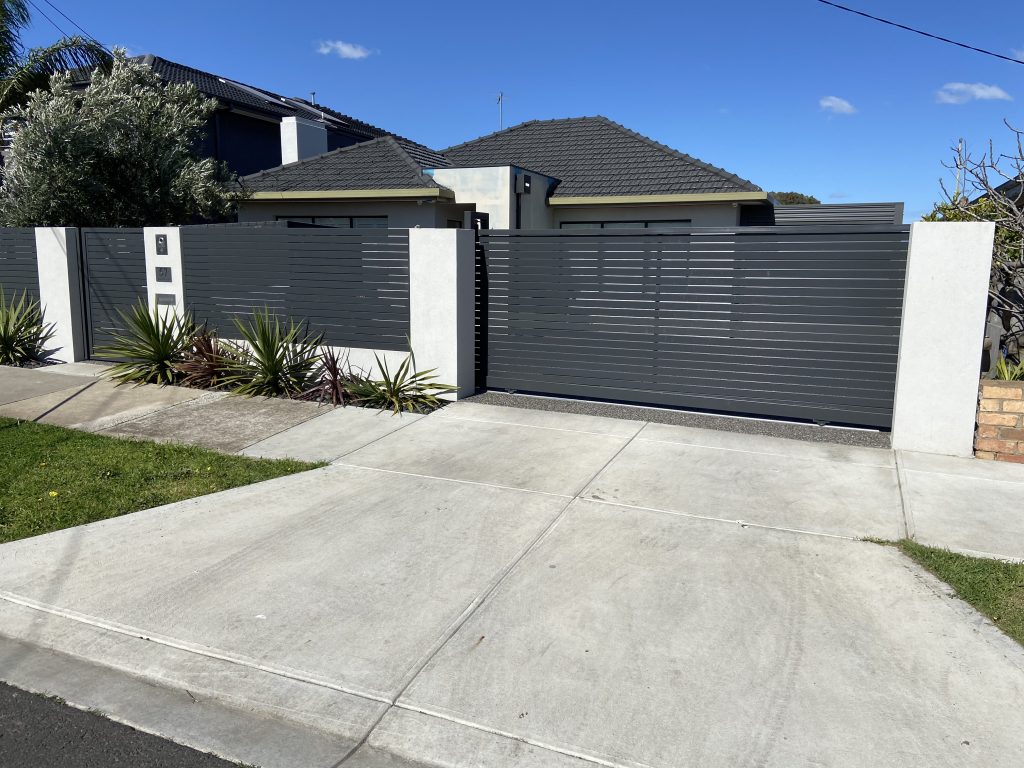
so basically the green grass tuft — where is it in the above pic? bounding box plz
[898,539,1024,647]
[0,416,322,544]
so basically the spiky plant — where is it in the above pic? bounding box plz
[0,287,55,365]
[349,353,457,414]
[223,308,323,397]
[301,346,363,406]
[995,354,1024,382]
[100,302,193,385]
[175,327,237,390]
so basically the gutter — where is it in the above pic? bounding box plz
[246,188,455,201]
[547,192,770,206]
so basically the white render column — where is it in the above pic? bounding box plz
[34,227,86,362]
[142,227,185,320]
[408,228,476,399]
[891,221,995,456]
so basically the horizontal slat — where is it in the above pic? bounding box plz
[478,227,908,427]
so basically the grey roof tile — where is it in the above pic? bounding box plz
[239,136,445,193]
[441,116,762,197]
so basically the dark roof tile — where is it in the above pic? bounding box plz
[239,136,445,193]
[441,116,761,197]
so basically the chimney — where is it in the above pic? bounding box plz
[280,116,328,165]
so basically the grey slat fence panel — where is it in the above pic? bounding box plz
[477,226,910,428]
[81,228,146,358]
[0,228,40,302]
[181,226,410,351]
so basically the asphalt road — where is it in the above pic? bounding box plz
[0,682,241,768]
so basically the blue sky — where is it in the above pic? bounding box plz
[22,1,1024,220]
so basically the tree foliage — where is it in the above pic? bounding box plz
[769,191,821,205]
[925,121,1024,362]
[0,0,110,110]
[0,52,241,227]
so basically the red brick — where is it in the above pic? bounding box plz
[976,425,1000,439]
[978,412,1019,426]
[995,453,1024,464]
[998,428,1024,441]
[981,379,1024,393]
[975,438,1019,453]
[974,450,997,460]
[1003,400,1024,413]
[980,398,1005,412]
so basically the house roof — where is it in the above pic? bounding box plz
[441,116,762,199]
[240,136,448,195]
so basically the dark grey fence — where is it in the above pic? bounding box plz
[81,228,146,356]
[0,227,39,302]
[181,225,410,350]
[477,226,910,428]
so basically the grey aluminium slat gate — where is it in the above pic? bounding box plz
[0,228,40,302]
[81,228,146,358]
[477,226,911,428]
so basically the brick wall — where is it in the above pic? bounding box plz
[976,379,1024,462]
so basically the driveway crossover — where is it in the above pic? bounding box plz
[0,398,1023,767]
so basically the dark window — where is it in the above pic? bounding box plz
[559,219,692,229]
[275,215,388,228]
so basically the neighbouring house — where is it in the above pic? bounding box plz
[237,116,775,229]
[69,55,419,177]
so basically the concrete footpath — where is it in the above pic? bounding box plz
[1,364,1023,767]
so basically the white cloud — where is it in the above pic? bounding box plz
[316,40,373,60]
[1012,48,1024,62]
[935,82,1012,104]
[819,96,857,115]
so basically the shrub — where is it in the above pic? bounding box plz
[349,353,457,414]
[301,347,362,406]
[101,302,192,385]
[176,327,237,389]
[995,355,1024,381]
[223,308,323,397]
[0,288,55,365]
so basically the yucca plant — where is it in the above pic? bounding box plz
[349,352,457,414]
[223,308,323,397]
[995,354,1024,381]
[101,302,193,385]
[176,327,237,390]
[301,346,362,406]
[0,287,55,365]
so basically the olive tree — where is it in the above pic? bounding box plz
[0,52,240,227]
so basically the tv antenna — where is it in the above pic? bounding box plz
[497,91,504,130]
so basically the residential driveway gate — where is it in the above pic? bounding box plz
[477,226,910,428]
[81,228,146,358]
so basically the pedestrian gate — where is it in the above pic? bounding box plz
[81,228,146,358]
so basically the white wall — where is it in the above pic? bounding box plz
[34,227,85,362]
[891,221,995,456]
[143,227,184,320]
[280,117,328,165]
[431,167,513,228]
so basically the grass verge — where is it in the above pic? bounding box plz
[0,416,323,544]
[898,539,1024,646]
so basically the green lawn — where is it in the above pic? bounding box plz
[0,417,322,544]
[898,539,1024,646]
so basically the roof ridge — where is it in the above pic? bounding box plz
[239,136,390,182]
[595,116,761,192]
[380,135,443,188]
[238,135,441,189]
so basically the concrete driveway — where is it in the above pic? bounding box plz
[1,399,1023,767]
